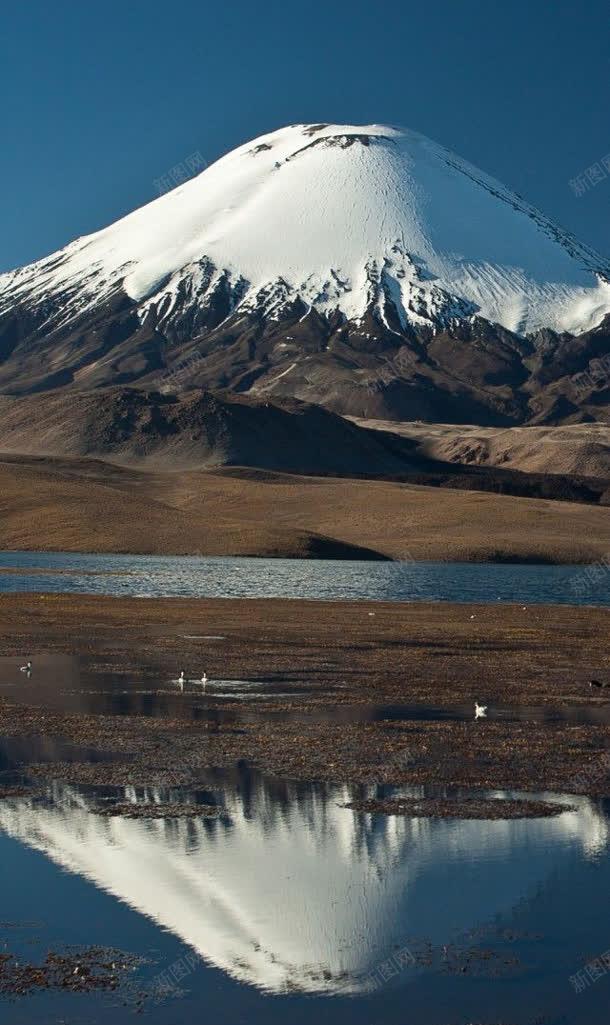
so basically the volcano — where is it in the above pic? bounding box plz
[1,123,609,424]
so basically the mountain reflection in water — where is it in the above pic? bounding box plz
[0,767,607,997]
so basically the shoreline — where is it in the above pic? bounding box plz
[0,550,604,566]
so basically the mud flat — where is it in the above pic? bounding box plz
[0,946,141,998]
[341,796,575,818]
[0,594,608,804]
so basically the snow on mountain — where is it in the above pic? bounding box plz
[2,122,610,339]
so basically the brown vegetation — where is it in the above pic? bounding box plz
[1,454,609,561]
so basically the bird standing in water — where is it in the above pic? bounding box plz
[474,702,487,719]
[20,660,32,675]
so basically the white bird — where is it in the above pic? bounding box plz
[19,661,32,673]
[200,673,208,689]
[474,702,487,719]
[178,671,185,684]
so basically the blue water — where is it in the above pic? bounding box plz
[0,551,608,604]
[0,543,608,1025]
[0,757,609,1025]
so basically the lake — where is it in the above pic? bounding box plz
[0,551,608,604]
[0,552,608,1023]
[0,745,609,1024]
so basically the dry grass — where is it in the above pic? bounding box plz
[0,594,608,795]
[0,592,607,706]
[1,454,609,562]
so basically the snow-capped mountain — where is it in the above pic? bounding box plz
[1,123,609,424]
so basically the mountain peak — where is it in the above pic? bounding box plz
[1,123,609,423]
[3,121,609,338]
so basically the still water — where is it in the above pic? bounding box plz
[0,551,608,604]
[0,657,609,1024]
[0,555,608,1022]
[0,753,609,1025]
[2,655,610,728]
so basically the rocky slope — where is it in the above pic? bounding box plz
[355,419,610,481]
[0,387,426,473]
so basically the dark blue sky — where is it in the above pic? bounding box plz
[2,0,609,272]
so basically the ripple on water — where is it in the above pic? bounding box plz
[0,552,608,605]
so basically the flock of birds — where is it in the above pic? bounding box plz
[16,660,212,691]
[14,661,608,713]
[176,670,208,692]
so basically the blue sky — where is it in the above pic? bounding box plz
[2,0,608,271]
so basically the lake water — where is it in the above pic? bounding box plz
[0,746,609,1025]
[0,554,608,1022]
[2,655,610,728]
[0,662,609,1025]
[0,551,608,604]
